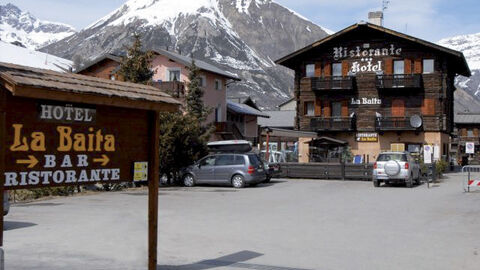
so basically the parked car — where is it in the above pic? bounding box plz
[4,191,9,216]
[372,151,421,188]
[181,153,266,188]
[263,162,281,183]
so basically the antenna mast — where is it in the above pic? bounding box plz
[382,0,390,26]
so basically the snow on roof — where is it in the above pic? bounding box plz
[0,41,72,72]
[227,100,269,118]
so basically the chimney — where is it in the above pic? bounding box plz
[368,11,383,26]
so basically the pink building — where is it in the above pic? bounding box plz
[150,50,240,130]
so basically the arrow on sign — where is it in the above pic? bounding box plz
[16,155,39,168]
[93,154,110,166]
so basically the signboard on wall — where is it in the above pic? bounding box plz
[3,100,150,190]
[466,142,475,154]
[356,132,378,142]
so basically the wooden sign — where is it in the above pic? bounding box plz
[3,98,151,190]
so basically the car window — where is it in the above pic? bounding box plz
[215,155,235,166]
[234,155,246,165]
[247,154,261,166]
[199,156,216,166]
[377,154,407,162]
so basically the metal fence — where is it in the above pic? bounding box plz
[462,165,480,192]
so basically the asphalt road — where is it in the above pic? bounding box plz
[4,173,480,270]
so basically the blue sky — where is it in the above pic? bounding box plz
[3,0,479,42]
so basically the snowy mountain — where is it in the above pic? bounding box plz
[0,3,76,49]
[438,32,480,109]
[42,0,330,109]
[0,41,72,72]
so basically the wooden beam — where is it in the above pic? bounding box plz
[148,111,160,270]
[13,86,179,112]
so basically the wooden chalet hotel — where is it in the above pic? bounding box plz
[276,13,470,163]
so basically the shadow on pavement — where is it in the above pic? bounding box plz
[158,250,312,270]
[4,221,37,231]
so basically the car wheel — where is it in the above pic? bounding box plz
[232,174,245,188]
[373,180,380,187]
[406,174,413,188]
[183,174,195,187]
[264,176,271,183]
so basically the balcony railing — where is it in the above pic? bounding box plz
[311,76,355,91]
[310,117,356,131]
[376,74,422,89]
[152,81,185,98]
[375,117,421,131]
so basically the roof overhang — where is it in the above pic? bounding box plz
[275,22,471,77]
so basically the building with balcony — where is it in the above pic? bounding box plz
[276,19,470,163]
[452,112,480,165]
[76,50,241,141]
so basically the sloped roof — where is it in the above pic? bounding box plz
[258,110,295,128]
[228,96,260,110]
[277,97,295,108]
[227,100,269,118]
[75,53,122,74]
[152,49,240,80]
[455,113,480,124]
[276,22,471,77]
[0,62,180,111]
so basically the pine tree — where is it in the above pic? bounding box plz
[118,34,155,84]
[185,59,210,121]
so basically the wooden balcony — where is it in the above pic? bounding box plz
[152,81,185,98]
[311,76,355,91]
[310,117,356,131]
[375,117,420,131]
[375,74,422,89]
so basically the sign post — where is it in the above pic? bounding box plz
[148,111,160,270]
[466,142,475,154]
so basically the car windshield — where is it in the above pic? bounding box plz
[377,153,407,162]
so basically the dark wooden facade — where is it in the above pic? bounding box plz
[277,23,470,162]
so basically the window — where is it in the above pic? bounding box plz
[377,153,407,161]
[215,104,222,122]
[332,62,342,77]
[199,156,215,166]
[393,60,404,74]
[110,75,116,81]
[198,76,207,87]
[423,59,434,74]
[215,79,222,90]
[304,101,314,116]
[467,129,474,137]
[215,155,235,166]
[390,143,406,152]
[247,154,261,166]
[306,64,315,77]
[331,102,342,117]
[167,69,181,81]
[234,155,246,165]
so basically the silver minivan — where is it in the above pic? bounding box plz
[181,153,266,188]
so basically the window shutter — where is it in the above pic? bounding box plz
[404,59,412,74]
[342,60,349,76]
[421,98,435,116]
[323,101,331,117]
[314,62,322,77]
[474,128,479,137]
[315,97,322,116]
[341,100,349,117]
[385,58,393,74]
[414,59,422,73]
[391,99,405,117]
[324,62,331,77]
[461,128,467,137]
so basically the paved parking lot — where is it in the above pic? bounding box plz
[4,173,480,270]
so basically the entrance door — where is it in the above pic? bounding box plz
[332,102,342,118]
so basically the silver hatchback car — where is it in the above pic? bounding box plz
[372,152,421,188]
[182,153,267,188]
